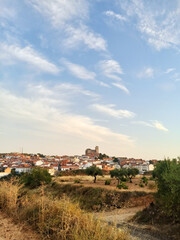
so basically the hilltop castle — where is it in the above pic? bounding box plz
[85,146,99,158]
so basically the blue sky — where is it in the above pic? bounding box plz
[1,0,180,159]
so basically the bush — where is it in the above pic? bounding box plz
[74,179,81,184]
[117,182,128,189]
[139,183,144,188]
[20,168,52,189]
[149,176,156,181]
[105,179,111,185]
[141,176,148,186]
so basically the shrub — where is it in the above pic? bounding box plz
[139,183,144,188]
[20,167,52,189]
[117,182,128,189]
[149,176,156,181]
[141,176,148,186]
[74,179,81,184]
[105,179,111,185]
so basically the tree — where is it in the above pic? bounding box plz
[20,167,52,189]
[110,168,127,185]
[98,153,109,160]
[86,165,103,183]
[127,168,139,183]
[113,157,119,163]
[153,158,180,221]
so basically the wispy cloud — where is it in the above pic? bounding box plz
[91,104,135,118]
[0,85,134,144]
[138,67,154,78]
[63,59,96,80]
[112,82,130,94]
[133,120,168,132]
[27,0,88,28]
[104,10,127,21]
[164,68,175,74]
[120,0,180,50]
[64,25,107,51]
[28,0,107,52]
[0,43,60,74]
[99,59,123,80]
[99,59,129,93]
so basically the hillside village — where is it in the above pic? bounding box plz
[0,146,157,178]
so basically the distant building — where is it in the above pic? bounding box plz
[85,146,99,158]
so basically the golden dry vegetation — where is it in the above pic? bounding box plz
[0,179,131,240]
[55,174,157,193]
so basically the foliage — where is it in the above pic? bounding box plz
[117,182,128,189]
[153,158,180,221]
[139,183,144,188]
[98,153,109,160]
[74,179,81,184]
[86,165,103,183]
[105,179,111,185]
[110,168,127,185]
[112,157,119,163]
[20,167,52,189]
[141,176,148,186]
[126,168,139,183]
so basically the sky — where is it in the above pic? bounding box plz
[1,0,180,159]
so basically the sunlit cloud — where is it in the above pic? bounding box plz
[132,120,168,132]
[0,43,60,74]
[91,104,135,118]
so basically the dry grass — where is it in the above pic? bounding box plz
[0,179,131,240]
[55,175,157,193]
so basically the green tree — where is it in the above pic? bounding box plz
[153,158,180,221]
[110,168,127,185]
[127,168,139,183]
[113,157,119,163]
[98,153,109,160]
[86,165,103,183]
[20,167,52,189]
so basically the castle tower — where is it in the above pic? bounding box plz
[95,146,99,154]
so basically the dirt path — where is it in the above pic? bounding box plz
[0,211,40,240]
[95,207,172,240]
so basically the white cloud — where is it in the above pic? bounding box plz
[104,10,127,21]
[164,68,175,74]
[62,59,96,80]
[99,59,129,93]
[28,0,107,52]
[120,0,180,50]
[153,121,168,132]
[133,120,168,132]
[112,82,130,94]
[27,0,88,28]
[64,25,107,51]
[0,43,60,74]
[0,85,134,144]
[91,104,135,118]
[138,67,154,78]
[99,59,123,80]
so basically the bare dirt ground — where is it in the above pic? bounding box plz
[95,207,172,240]
[0,211,40,240]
